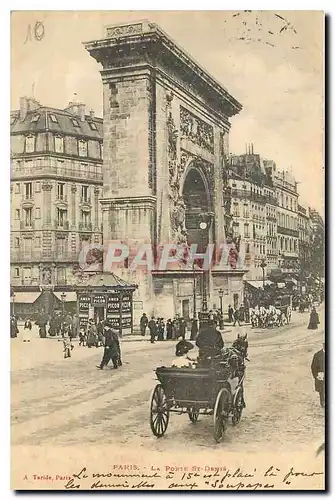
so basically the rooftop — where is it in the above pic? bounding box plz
[11,96,103,140]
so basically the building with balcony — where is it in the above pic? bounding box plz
[273,169,299,276]
[228,145,278,281]
[10,96,103,310]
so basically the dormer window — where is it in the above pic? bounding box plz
[78,140,88,157]
[89,121,97,131]
[49,114,58,123]
[72,118,80,128]
[25,135,35,153]
[31,114,40,123]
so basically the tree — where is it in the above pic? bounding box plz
[309,209,325,278]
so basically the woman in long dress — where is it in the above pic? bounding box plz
[308,307,320,330]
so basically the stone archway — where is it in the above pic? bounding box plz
[182,167,211,252]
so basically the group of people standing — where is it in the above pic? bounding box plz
[140,314,190,343]
[227,304,250,326]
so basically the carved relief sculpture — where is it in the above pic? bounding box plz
[180,106,214,154]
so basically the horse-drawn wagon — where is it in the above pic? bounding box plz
[149,347,247,443]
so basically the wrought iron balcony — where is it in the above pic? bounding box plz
[78,221,93,231]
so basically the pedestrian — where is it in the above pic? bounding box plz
[179,318,186,340]
[311,343,325,408]
[61,326,74,359]
[87,319,98,347]
[166,319,173,340]
[71,314,79,339]
[97,319,104,346]
[22,318,32,343]
[233,308,241,327]
[190,318,198,340]
[157,318,165,341]
[148,316,157,344]
[228,305,234,323]
[79,326,86,346]
[97,321,120,370]
[308,307,320,330]
[140,313,148,336]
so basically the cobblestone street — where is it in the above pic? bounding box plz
[11,310,324,456]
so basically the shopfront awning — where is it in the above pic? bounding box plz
[53,292,77,302]
[11,292,41,304]
[245,280,271,289]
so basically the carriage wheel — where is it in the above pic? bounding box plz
[213,388,230,443]
[149,384,169,438]
[188,408,200,423]
[232,386,244,426]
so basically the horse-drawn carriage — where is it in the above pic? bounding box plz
[149,341,247,443]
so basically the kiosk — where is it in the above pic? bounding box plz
[75,273,138,336]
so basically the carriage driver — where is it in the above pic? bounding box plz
[196,319,224,364]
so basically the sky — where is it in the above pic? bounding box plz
[10,10,324,213]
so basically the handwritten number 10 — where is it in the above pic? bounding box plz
[24,21,45,44]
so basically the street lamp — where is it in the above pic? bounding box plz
[61,292,66,317]
[192,261,197,319]
[218,288,224,329]
[260,258,267,289]
[198,212,212,329]
[218,288,224,314]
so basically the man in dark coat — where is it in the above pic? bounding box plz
[148,316,157,344]
[97,321,120,370]
[196,319,224,361]
[228,305,234,323]
[190,318,198,340]
[179,318,186,340]
[311,344,325,408]
[140,313,148,336]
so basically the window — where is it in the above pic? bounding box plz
[15,209,20,220]
[35,208,41,219]
[81,210,91,227]
[81,185,89,202]
[89,121,97,131]
[244,223,250,238]
[14,268,20,278]
[57,208,67,227]
[24,208,32,227]
[57,183,65,200]
[71,118,80,128]
[49,114,58,123]
[57,267,66,285]
[25,135,35,153]
[78,140,88,157]
[100,143,103,159]
[55,136,64,153]
[14,237,19,247]
[23,267,32,282]
[15,183,20,194]
[290,198,293,211]
[25,182,33,199]
[35,236,41,248]
[35,181,41,192]
[56,238,66,256]
[31,114,40,123]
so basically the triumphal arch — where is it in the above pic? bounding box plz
[85,21,247,318]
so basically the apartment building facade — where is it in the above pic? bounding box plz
[10,96,103,309]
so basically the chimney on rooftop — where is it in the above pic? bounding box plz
[65,101,86,122]
[19,96,40,122]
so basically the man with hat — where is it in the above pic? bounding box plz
[97,320,121,370]
[311,342,325,408]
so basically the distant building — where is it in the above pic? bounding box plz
[10,96,103,314]
[228,145,278,282]
[273,169,299,277]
